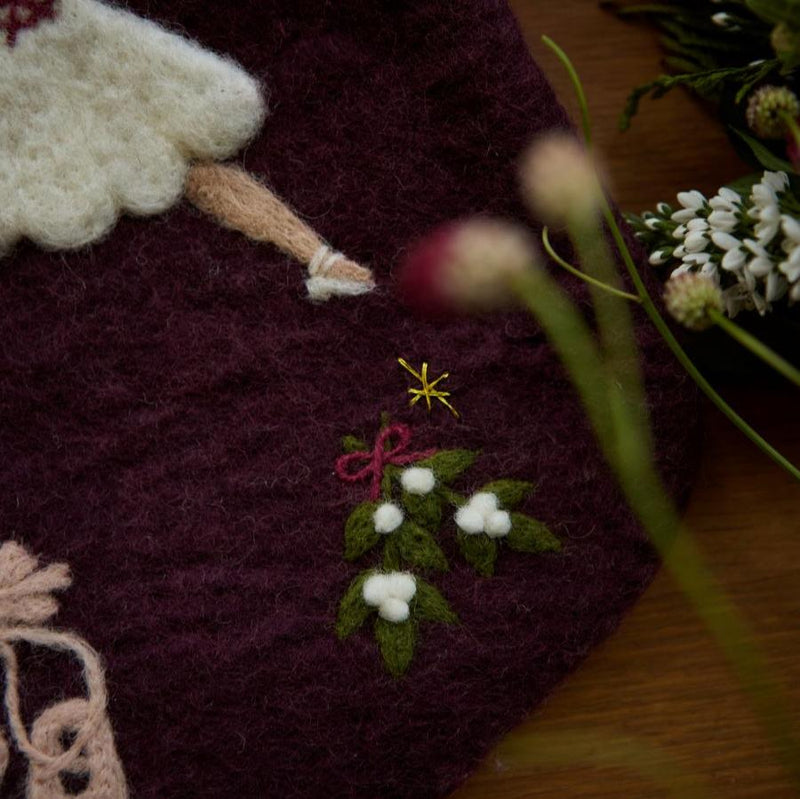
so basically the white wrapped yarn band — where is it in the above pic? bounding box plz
[308,245,345,277]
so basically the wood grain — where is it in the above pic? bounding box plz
[452,3,800,797]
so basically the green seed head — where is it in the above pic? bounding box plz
[746,85,800,139]
[664,273,723,331]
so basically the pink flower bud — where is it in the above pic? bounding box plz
[398,217,537,316]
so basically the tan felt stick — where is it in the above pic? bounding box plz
[185,163,374,286]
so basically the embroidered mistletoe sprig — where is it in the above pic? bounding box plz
[334,422,560,676]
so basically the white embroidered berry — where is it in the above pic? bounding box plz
[362,574,390,606]
[400,467,436,495]
[485,510,512,538]
[379,597,411,623]
[362,572,417,624]
[385,573,417,602]
[468,492,498,517]
[373,502,404,534]
[454,506,485,535]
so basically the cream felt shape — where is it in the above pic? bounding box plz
[0,0,265,253]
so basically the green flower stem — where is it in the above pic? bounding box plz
[513,270,616,454]
[570,217,652,457]
[544,32,800,483]
[542,226,642,303]
[541,36,593,147]
[539,33,800,784]
[514,265,800,787]
[603,196,800,482]
[709,308,800,388]
[781,112,800,155]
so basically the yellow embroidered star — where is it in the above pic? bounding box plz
[397,358,460,418]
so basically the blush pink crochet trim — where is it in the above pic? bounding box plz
[0,0,58,47]
[0,541,128,798]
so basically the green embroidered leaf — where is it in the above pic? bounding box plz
[382,536,402,571]
[397,522,448,571]
[506,513,561,554]
[413,580,458,624]
[438,486,465,507]
[457,532,497,577]
[336,572,373,639]
[341,435,367,454]
[478,480,534,509]
[416,450,477,483]
[401,491,442,530]
[374,617,416,677]
[344,502,380,561]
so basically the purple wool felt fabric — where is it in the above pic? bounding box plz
[0,1,699,797]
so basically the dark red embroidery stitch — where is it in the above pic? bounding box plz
[335,423,437,501]
[1,0,58,47]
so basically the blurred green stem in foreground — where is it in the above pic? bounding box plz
[511,35,800,788]
[541,35,800,483]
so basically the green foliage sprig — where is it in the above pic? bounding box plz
[335,427,560,676]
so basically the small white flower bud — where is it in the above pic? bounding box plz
[711,231,741,251]
[782,215,800,243]
[677,190,706,210]
[684,231,709,253]
[649,249,669,266]
[762,171,789,192]
[708,210,737,231]
[722,248,746,271]
[671,208,697,223]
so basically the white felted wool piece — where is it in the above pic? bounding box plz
[373,502,404,534]
[362,574,390,607]
[400,467,436,495]
[0,0,265,253]
[305,276,374,302]
[385,573,416,603]
[378,597,410,623]
[469,493,499,518]
[485,510,512,539]
[454,506,484,535]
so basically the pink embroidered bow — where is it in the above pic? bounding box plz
[335,423,436,500]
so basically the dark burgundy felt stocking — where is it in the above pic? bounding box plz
[0,1,699,797]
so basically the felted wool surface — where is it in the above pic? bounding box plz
[0,1,699,797]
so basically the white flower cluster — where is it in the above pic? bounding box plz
[362,572,416,623]
[642,172,800,316]
[454,493,511,539]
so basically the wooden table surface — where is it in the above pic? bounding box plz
[453,2,800,797]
